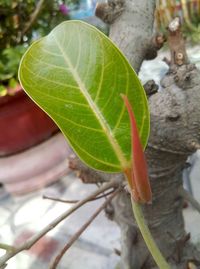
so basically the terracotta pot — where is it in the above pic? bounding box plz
[0,133,72,195]
[0,88,58,156]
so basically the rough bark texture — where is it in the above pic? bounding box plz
[72,2,200,269]
[143,63,200,269]
[109,1,156,73]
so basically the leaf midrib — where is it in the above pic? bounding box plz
[52,32,129,170]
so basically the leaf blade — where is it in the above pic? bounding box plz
[19,20,149,172]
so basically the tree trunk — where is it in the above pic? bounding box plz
[73,1,200,268]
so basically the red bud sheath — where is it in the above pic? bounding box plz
[122,95,152,203]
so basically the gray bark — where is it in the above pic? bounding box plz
[109,0,156,72]
[108,2,200,269]
[74,1,200,268]
[96,0,157,73]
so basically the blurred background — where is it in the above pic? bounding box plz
[1,1,200,269]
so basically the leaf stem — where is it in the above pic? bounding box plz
[131,199,171,269]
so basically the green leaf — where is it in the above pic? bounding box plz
[0,85,7,96]
[8,78,18,89]
[19,20,149,173]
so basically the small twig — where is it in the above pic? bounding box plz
[114,248,121,256]
[179,187,200,214]
[143,80,158,97]
[167,17,189,66]
[95,0,125,24]
[0,179,121,267]
[144,33,166,61]
[49,189,119,269]
[69,155,113,183]
[21,0,46,37]
[162,57,171,66]
[43,189,115,204]
[0,244,15,252]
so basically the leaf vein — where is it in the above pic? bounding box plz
[67,135,121,169]
[94,36,105,103]
[23,63,79,89]
[29,53,69,71]
[52,32,129,170]
[48,109,103,133]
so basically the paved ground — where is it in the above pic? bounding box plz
[1,157,200,269]
[0,172,121,269]
[1,46,200,269]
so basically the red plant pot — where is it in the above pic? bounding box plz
[0,88,58,156]
[0,133,72,195]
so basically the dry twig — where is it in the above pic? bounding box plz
[179,187,200,214]
[43,189,115,204]
[20,0,46,38]
[0,179,121,268]
[49,189,120,269]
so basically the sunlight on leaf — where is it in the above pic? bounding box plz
[19,21,149,172]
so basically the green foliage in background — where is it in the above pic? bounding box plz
[0,0,76,90]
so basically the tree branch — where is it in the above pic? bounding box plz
[49,189,120,269]
[143,80,159,97]
[43,189,115,204]
[167,17,189,66]
[21,0,46,37]
[0,179,122,268]
[95,0,125,24]
[144,33,166,61]
[69,155,115,183]
[108,0,156,72]
[179,187,200,214]
[0,244,15,252]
